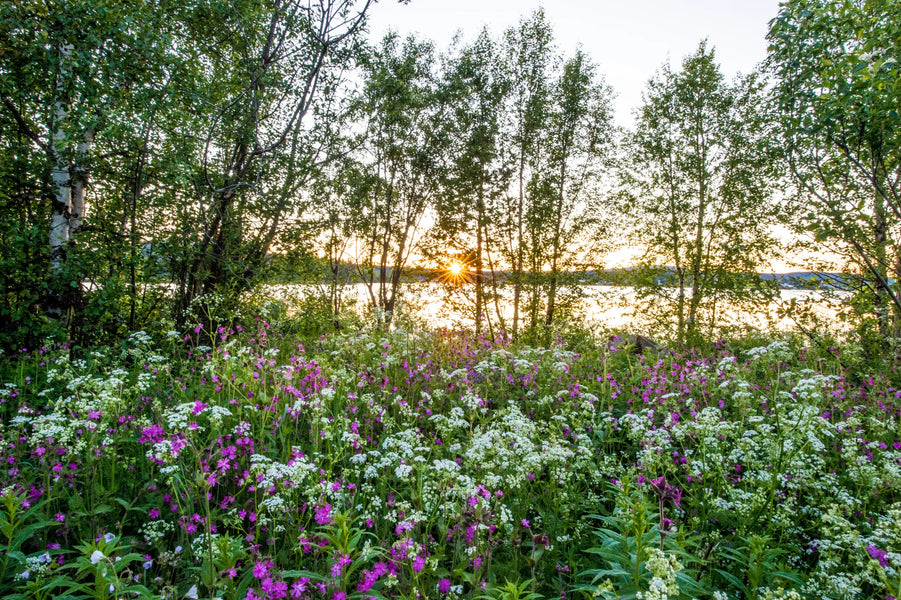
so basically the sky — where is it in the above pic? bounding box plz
[366,0,783,127]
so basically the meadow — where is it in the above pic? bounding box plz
[2,0,899,597]
[0,322,898,600]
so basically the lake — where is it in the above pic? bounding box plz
[262,283,849,334]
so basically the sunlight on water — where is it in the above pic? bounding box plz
[263,283,849,334]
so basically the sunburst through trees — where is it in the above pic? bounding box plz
[436,258,474,287]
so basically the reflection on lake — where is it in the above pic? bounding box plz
[263,283,848,333]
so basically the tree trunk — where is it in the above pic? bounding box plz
[49,160,71,272]
[688,138,707,339]
[513,151,525,341]
[377,171,396,328]
[873,160,890,337]
[529,225,540,338]
[545,155,567,330]
[48,42,92,321]
[129,155,143,329]
[677,270,686,344]
[669,186,685,344]
[476,174,485,336]
[484,219,506,336]
[894,253,901,339]
[49,44,73,278]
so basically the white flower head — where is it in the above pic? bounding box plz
[186,584,199,599]
[90,550,105,564]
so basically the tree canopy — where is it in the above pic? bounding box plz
[0,0,899,349]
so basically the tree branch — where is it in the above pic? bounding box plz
[0,93,51,154]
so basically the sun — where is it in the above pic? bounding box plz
[435,258,472,286]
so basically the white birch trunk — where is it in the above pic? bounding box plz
[49,43,74,274]
[48,43,92,320]
[49,44,92,268]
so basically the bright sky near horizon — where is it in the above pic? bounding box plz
[366,0,783,127]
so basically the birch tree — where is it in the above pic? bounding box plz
[541,49,614,330]
[623,42,778,343]
[768,0,901,338]
[502,10,554,340]
[0,0,173,322]
[173,0,375,323]
[433,29,510,336]
[348,33,448,328]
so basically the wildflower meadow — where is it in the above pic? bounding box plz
[0,324,898,600]
[2,0,900,598]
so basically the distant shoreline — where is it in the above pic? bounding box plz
[269,267,851,291]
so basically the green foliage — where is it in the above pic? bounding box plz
[0,0,376,345]
[714,535,804,599]
[580,480,702,600]
[768,0,901,337]
[620,41,781,345]
[63,536,153,600]
[0,489,56,598]
[0,227,60,353]
[479,578,544,600]
[582,481,661,597]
